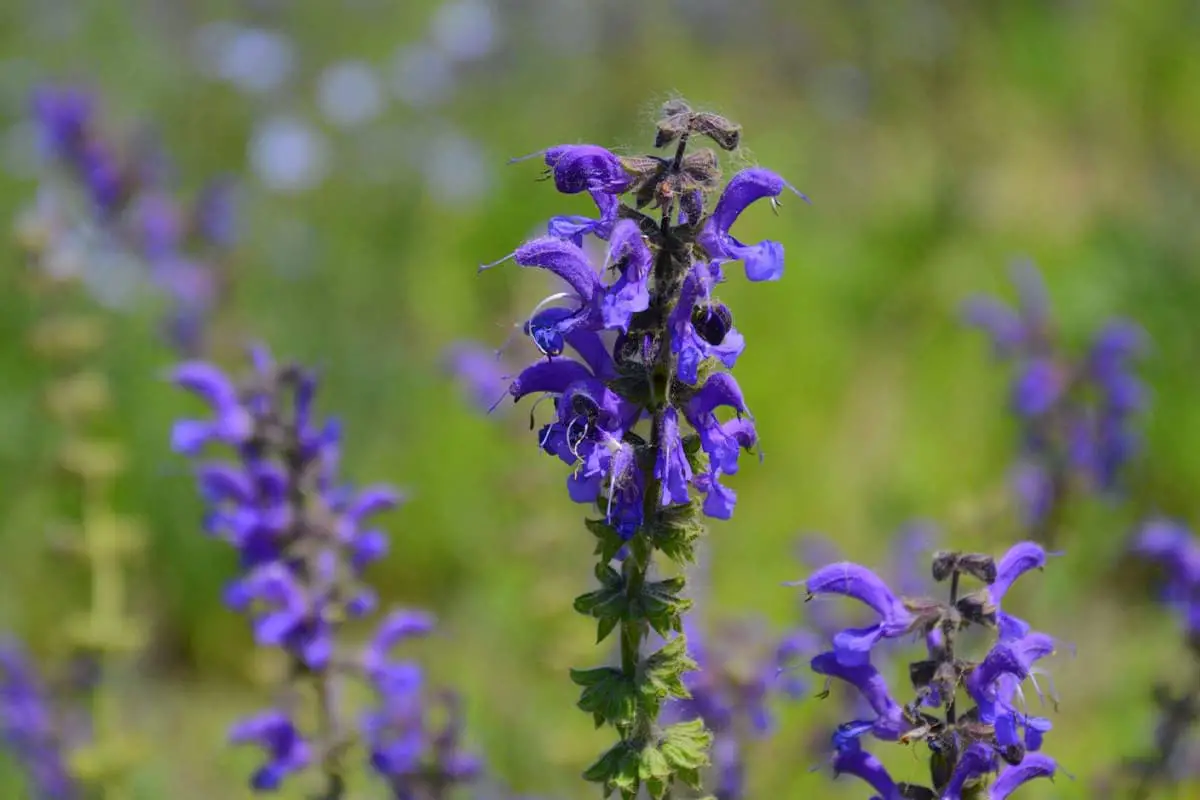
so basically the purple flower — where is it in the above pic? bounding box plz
[698,167,808,282]
[810,652,906,740]
[193,177,239,249]
[543,144,631,196]
[28,84,228,355]
[0,642,78,800]
[989,754,1057,799]
[598,220,653,329]
[1012,358,1064,418]
[806,541,1061,799]
[229,710,313,791]
[170,361,255,454]
[1132,519,1200,634]
[800,562,915,665]
[177,348,484,794]
[830,738,901,800]
[964,262,1147,534]
[988,542,1048,641]
[226,563,332,670]
[489,109,803,796]
[942,742,999,800]
[670,262,745,385]
[363,611,436,688]
[655,407,693,506]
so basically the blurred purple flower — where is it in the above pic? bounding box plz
[175,347,485,795]
[964,261,1147,537]
[0,642,78,800]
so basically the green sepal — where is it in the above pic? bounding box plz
[642,634,697,702]
[639,745,672,799]
[585,517,628,563]
[658,718,713,775]
[636,577,692,637]
[570,666,637,728]
[650,502,705,565]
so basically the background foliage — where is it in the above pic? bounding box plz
[2,0,1199,796]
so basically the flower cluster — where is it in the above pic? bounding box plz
[1113,520,1200,795]
[0,642,79,800]
[18,84,236,354]
[964,262,1146,541]
[801,541,1060,798]
[172,347,480,797]
[797,523,937,751]
[482,99,806,798]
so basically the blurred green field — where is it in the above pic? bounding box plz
[3,1,1200,797]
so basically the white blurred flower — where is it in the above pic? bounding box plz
[430,0,499,62]
[391,43,454,108]
[194,23,296,95]
[248,115,330,193]
[316,60,386,129]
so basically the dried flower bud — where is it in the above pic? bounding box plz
[909,659,937,690]
[690,111,741,151]
[955,589,998,627]
[931,550,958,582]
[931,550,997,584]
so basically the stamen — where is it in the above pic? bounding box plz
[525,292,574,335]
[786,181,813,204]
[506,148,549,165]
[478,251,516,273]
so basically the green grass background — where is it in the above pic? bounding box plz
[2,0,1200,796]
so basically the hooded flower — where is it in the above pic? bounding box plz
[536,144,630,244]
[941,743,999,800]
[800,563,915,665]
[170,361,255,454]
[988,754,1057,799]
[669,262,745,385]
[698,167,807,282]
[830,737,901,800]
[228,710,313,792]
[224,562,333,670]
[684,373,756,477]
[987,542,1048,641]
[655,407,693,506]
[485,224,651,345]
[810,651,906,740]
